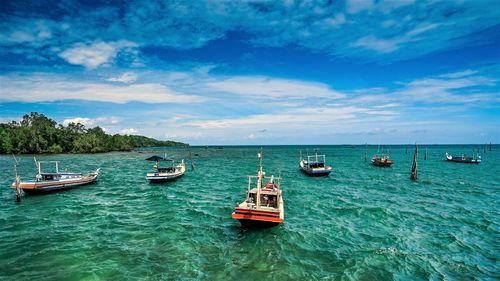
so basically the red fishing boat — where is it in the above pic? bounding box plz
[371,153,393,167]
[232,151,284,228]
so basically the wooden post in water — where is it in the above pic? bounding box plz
[484,143,486,153]
[188,148,195,171]
[424,146,427,160]
[405,146,408,154]
[15,176,21,203]
[490,142,492,151]
[410,144,418,181]
[364,143,367,162]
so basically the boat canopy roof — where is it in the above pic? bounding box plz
[145,155,172,161]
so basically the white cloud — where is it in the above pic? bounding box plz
[119,128,138,135]
[107,72,138,83]
[347,0,375,14]
[186,106,397,129]
[352,71,497,104]
[0,1,498,63]
[439,70,477,79]
[0,74,205,104]
[351,23,440,53]
[62,116,121,126]
[351,35,400,53]
[59,41,137,69]
[323,13,346,27]
[62,117,92,126]
[206,76,345,100]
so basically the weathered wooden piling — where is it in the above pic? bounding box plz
[364,143,367,162]
[410,144,418,181]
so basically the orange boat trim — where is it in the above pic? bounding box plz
[233,208,280,217]
[232,212,283,223]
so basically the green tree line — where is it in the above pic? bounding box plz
[0,112,187,154]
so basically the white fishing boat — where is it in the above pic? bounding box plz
[145,155,185,182]
[299,150,332,176]
[446,152,481,164]
[11,159,100,194]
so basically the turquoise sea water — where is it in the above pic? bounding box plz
[0,145,498,280]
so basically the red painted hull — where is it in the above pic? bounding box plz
[232,208,283,228]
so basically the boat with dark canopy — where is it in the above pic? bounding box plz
[299,150,332,176]
[145,155,185,182]
[446,152,481,164]
[232,151,284,228]
[11,158,100,194]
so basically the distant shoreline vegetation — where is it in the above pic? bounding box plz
[0,112,187,154]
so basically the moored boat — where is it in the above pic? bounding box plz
[299,150,332,176]
[232,151,284,228]
[446,152,481,164]
[11,159,100,194]
[145,155,185,182]
[371,154,393,167]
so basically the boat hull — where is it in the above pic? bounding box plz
[446,158,481,164]
[232,208,283,228]
[300,168,332,177]
[371,160,393,167]
[146,173,184,183]
[21,179,97,194]
[236,218,281,228]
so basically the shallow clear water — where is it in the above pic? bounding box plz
[0,145,499,280]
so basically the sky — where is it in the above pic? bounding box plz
[0,0,499,145]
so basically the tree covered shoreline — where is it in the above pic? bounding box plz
[0,113,187,154]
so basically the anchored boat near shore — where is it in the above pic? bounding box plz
[11,159,99,194]
[232,151,284,228]
[145,155,185,182]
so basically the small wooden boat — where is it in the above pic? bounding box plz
[371,154,394,167]
[232,151,284,228]
[446,152,481,164]
[145,155,185,182]
[11,159,99,194]
[299,150,332,176]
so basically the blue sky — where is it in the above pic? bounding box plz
[0,0,499,145]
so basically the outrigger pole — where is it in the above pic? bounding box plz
[256,149,263,208]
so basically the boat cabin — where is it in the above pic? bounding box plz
[34,161,84,182]
[303,154,327,168]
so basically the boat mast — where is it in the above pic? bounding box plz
[34,157,40,175]
[256,150,263,208]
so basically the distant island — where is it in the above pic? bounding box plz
[0,112,187,154]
